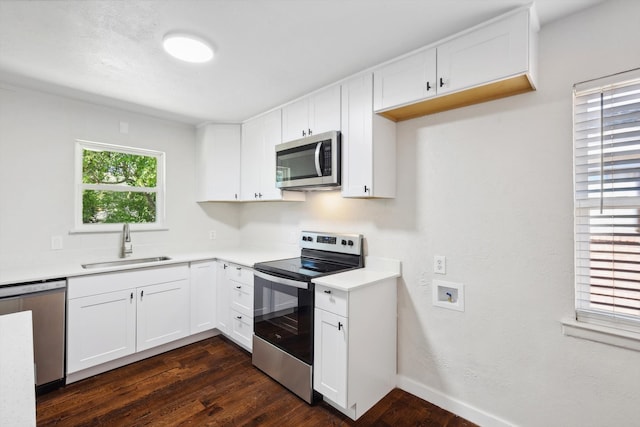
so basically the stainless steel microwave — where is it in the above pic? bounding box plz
[275,130,340,190]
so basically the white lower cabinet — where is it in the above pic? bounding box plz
[216,261,254,351]
[190,260,217,334]
[67,289,137,373]
[313,280,397,420]
[67,264,190,374]
[136,279,190,352]
[314,308,348,406]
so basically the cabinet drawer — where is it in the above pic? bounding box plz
[315,284,348,317]
[226,265,253,286]
[231,310,253,350]
[231,283,253,317]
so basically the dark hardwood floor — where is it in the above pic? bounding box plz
[37,336,477,426]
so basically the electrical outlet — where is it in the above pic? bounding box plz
[434,255,446,274]
[209,230,216,240]
[51,236,63,250]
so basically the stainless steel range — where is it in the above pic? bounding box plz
[252,231,364,403]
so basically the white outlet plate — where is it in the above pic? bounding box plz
[209,230,216,240]
[51,236,63,250]
[434,255,446,274]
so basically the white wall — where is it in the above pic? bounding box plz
[240,1,640,425]
[0,85,240,269]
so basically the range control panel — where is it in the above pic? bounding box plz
[300,231,363,256]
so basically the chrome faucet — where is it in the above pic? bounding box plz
[120,223,133,258]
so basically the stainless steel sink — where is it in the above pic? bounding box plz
[81,256,172,269]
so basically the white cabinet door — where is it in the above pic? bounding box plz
[314,308,348,407]
[282,85,341,143]
[259,109,284,201]
[67,289,136,373]
[374,48,437,111]
[190,260,217,334]
[240,117,263,201]
[136,279,190,352]
[341,73,374,197]
[282,97,309,142]
[195,124,241,202]
[216,261,231,335]
[341,73,396,199]
[310,84,341,136]
[437,9,529,94]
[241,109,284,201]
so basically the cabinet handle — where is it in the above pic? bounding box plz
[236,267,242,270]
[426,81,432,91]
[364,185,369,193]
[234,193,238,200]
[236,285,242,289]
[258,192,263,198]
[236,315,242,320]
[254,192,259,199]
[140,290,144,300]
[439,77,445,88]
[308,128,312,136]
[338,322,343,331]
[224,264,228,269]
[323,289,331,294]
[130,292,133,302]
[302,130,306,137]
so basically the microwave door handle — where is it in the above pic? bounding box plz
[314,142,322,176]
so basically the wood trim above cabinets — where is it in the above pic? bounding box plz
[377,74,535,122]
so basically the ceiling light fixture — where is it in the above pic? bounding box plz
[162,32,214,63]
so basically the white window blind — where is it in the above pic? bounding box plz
[574,68,640,331]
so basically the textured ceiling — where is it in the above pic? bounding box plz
[0,0,604,125]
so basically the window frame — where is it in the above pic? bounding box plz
[572,68,640,338]
[73,140,166,233]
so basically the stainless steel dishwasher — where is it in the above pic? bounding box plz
[0,278,66,393]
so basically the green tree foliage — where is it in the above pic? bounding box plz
[82,150,158,224]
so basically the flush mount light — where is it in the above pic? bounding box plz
[162,32,214,63]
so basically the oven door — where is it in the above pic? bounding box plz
[253,270,313,365]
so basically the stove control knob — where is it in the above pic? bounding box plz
[341,239,347,245]
[348,240,354,246]
[302,236,308,242]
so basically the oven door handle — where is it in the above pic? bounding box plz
[254,271,309,290]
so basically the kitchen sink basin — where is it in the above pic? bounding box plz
[81,256,172,269]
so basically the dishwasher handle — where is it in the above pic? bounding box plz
[0,280,66,298]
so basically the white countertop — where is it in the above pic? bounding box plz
[0,248,298,286]
[0,311,36,427]
[312,257,402,292]
[0,249,401,291]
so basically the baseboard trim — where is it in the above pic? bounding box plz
[396,375,514,427]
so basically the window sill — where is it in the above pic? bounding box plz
[561,318,640,352]
[69,226,169,234]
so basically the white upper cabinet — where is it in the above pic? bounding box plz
[437,7,530,95]
[241,110,305,202]
[341,73,396,199]
[373,6,537,121]
[373,48,437,111]
[195,124,241,202]
[282,85,341,142]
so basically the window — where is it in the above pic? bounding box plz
[574,68,640,332]
[75,140,165,232]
